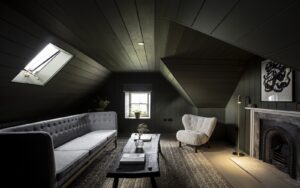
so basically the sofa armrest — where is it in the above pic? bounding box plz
[0,132,56,188]
[88,111,118,131]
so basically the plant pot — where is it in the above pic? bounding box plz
[134,112,141,119]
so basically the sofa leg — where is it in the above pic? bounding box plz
[179,141,182,148]
[195,146,198,153]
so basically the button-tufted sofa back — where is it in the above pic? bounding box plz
[0,112,118,148]
[0,114,90,147]
[87,111,117,131]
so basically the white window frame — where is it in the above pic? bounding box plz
[125,91,151,119]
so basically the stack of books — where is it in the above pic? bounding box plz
[120,153,145,165]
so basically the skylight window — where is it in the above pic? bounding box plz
[12,43,73,86]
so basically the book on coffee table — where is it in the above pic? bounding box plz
[120,153,145,165]
[133,134,152,141]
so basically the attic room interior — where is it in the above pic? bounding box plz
[1,0,300,188]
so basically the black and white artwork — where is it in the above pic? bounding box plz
[261,59,293,102]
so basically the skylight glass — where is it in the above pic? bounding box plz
[12,43,73,86]
[24,43,59,74]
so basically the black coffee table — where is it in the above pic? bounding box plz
[107,133,161,188]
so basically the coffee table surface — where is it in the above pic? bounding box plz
[107,133,161,178]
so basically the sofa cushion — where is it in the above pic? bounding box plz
[176,130,208,146]
[83,130,117,141]
[55,134,107,154]
[54,150,89,181]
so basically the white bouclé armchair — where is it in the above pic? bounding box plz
[176,114,217,152]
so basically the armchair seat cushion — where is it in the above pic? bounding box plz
[176,130,208,146]
[55,150,89,181]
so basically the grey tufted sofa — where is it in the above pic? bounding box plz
[0,111,118,188]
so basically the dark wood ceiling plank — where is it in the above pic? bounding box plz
[161,0,181,21]
[115,0,149,70]
[175,0,204,26]
[50,0,129,71]
[136,0,155,70]
[96,0,142,71]
[192,0,238,33]
[0,18,45,50]
[235,1,300,57]
[211,0,295,44]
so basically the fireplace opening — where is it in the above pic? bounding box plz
[270,134,289,174]
[260,119,297,179]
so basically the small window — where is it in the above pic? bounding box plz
[125,91,151,119]
[12,43,73,86]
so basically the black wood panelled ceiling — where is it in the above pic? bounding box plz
[2,0,300,108]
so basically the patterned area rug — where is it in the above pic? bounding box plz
[70,137,232,188]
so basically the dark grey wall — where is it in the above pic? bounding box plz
[225,58,300,153]
[96,72,197,135]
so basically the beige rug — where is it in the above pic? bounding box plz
[70,137,232,188]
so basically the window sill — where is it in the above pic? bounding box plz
[125,117,151,119]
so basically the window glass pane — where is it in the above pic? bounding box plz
[131,93,148,103]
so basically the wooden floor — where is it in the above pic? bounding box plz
[192,141,300,188]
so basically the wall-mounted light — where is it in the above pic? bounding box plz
[138,42,144,46]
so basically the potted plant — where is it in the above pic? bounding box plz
[135,123,149,149]
[96,99,110,111]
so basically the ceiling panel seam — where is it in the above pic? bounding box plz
[210,0,240,34]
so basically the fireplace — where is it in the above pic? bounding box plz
[259,119,296,178]
[247,108,300,181]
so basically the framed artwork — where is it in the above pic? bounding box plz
[261,59,293,102]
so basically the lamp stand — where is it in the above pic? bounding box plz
[233,95,245,157]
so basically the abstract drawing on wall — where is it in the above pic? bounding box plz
[261,59,293,102]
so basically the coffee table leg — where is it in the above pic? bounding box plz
[113,177,119,188]
[158,142,162,154]
[150,177,157,188]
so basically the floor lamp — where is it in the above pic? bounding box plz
[233,95,245,157]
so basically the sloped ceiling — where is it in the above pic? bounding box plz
[0,3,110,123]
[160,23,255,107]
[1,0,299,110]
[159,0,300,71]
[2,0,156,71]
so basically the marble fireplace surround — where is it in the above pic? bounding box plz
[246,107,300,158]
[246,107,300,180]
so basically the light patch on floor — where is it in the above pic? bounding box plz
[231,156,300,188]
